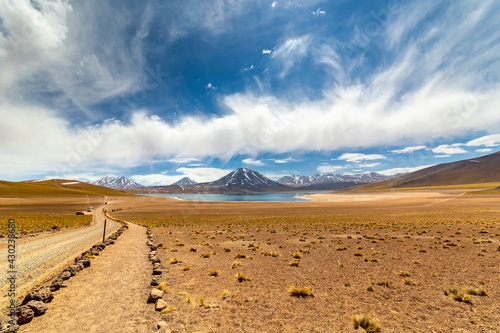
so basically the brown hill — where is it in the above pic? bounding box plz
[0,179,132,198]
[352,150,500,190]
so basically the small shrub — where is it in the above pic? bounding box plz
[234,253,246,259]
[289,260,300,267]
[377,281,390,288]
[201,252,211,258]
[396,271,411,277]
[445,288,472,304]
[83,253,96,259]
[465,287,488,296]
[173,242,184,246]
[235,272,251,282]
[354,252,363,256]
[208,268,220,276]
[170,258,180,264]
[403,278,416,286]
[223,247,232,252]
[367,284,374,292]
[291,252,302,259]
[352,314,381,333]
[159,307,176,314]
[156,282,169,292]
[185,297,192,303]
[231,261,242,269]
[289,285,314,297]
[181,265,191,271]
[189,246,197,252]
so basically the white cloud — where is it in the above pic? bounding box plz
[242,158,264,166]
[130,174,178,186]
[273,157,297,164]
[317,164,342,173]
[338,153,386,163]
[435,155,450,158]
[169,157,201,164]
[358,162,380,168]
[466,134,500,147]
[377,164,435,176]
[476,148,493,153]
[132,167,231,186]
[432,145,467,155]
[271,35,311,77]
[262,49,272,54]
[391,146,427,154]
[175,167,230,183]
[271,2,277,8]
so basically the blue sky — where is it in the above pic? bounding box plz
[1,0,500,185]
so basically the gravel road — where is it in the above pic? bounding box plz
[0,205,120,308]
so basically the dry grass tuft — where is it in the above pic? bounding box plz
[170,258,181,264]
[352,314,381,333]
[289,260,301,267]
[235,272,251,282]
[289,285,314,297]
[208,268,220,276]
[181,265,191,271]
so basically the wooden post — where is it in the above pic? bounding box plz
[103,219,107,243]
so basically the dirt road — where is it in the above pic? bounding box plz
[19,221,152,333]
[0,205,120,309]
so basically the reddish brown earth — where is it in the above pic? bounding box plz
[8,190,500,332]
[107,191,500,332]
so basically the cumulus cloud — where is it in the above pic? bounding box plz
[476,148,493,153]
[391,146,427,154]
[338,153,386,163]
[432,145,467,155]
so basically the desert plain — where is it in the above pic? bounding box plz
[2,188,500,332]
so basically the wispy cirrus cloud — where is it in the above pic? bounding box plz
[466,134,500,147]
[391,146,427,154]
[338,153,386,163]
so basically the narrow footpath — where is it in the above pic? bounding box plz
[20,222,154,333]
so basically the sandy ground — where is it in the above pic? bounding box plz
[3,190,500,332]
[19,222,153,333]
[0,205,120,309]
[107,191,500,332]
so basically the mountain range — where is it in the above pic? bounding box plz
[277,172,393,187]
[353,150,500,190]
[91,176,144,189]
[171,177,198,186]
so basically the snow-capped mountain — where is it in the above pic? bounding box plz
[205,168,289,191]
[91,176,144,189]
[277,172,395,187]
[171,177,198,185]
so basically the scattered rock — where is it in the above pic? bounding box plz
[15,306,34,325]
[26,301,48,316]
[146,241,154,247]
[157,321,170,331]
[50,279,64,291]
[150,245,158,251]
[75,262,84,271]
[148,289,163,303]
[0,317,19,333]
[59,271,71,280]
[78,258,91,268]
[152,268,162,275]
[155,299,167,311]
[151,277,160,286]
[22,287,53,304]
[150,257,161,264]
